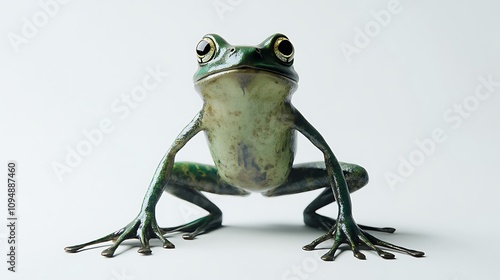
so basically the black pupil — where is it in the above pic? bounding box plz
[196,40,211,56]
[278,40,293,56]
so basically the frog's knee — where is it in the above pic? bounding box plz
[344,164,369,193]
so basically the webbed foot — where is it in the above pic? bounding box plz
[65,211,174,257]
[302,215,424,261]
[304,211,395,233]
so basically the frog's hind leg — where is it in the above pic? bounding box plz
[302,185,395,233]
[161,162,250,240]
[263,162,395,233]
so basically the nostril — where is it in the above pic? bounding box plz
[255,48,262,57]
[229,47,236,52]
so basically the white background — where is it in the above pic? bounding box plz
[1,0,500,279]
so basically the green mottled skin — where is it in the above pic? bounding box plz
[197,69,297,191]
[65,34,424,261]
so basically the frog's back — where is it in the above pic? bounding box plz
[195,69,298,192]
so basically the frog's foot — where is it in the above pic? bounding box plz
[64,212,174,257]
[162,212,222,240]
[304,211,395,233]
[302,216,424,261]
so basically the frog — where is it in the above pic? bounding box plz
[65,34,424,261]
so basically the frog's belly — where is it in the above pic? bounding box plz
[204,126,296,192]
[196,69,298,192]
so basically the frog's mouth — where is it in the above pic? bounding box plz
[196,66,298,84]
[193,68,298,100]
[235,66,298,81]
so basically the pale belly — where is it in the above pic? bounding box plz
[194,69,298,192]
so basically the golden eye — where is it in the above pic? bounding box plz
[273,37,294,63]
[196,37,216,64]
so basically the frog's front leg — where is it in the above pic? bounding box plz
[264,162,395,233]
[65,113,205,257]
[292,108,424,261]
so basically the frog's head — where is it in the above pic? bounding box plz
[193,34,299,83]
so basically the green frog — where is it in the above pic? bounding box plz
[65,34,424,261]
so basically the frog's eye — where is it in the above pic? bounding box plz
[196,37,216,64]
[273,37,294,63]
